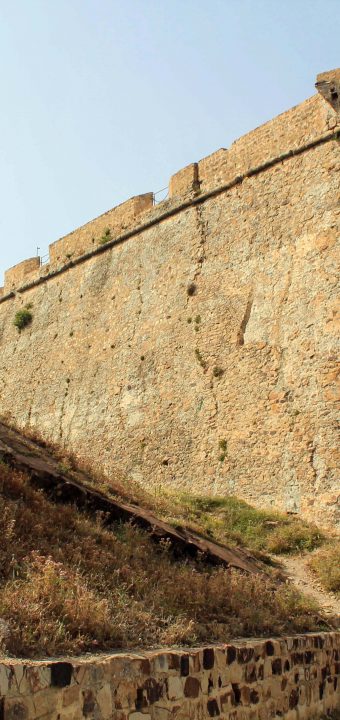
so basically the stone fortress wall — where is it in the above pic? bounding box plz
[0,70,339,527]
[1,633,340,719]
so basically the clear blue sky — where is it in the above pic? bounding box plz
[0,0,339,284]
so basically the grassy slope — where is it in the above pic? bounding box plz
[70,459,339,593]
[11,421,339,590]
[0,461,324,659]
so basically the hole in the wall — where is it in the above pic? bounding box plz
[135,688,144,710]
[265,641,275,656]
[180,655,189,677]
[50,662,73,687]
[213,366,224,378]
[232,684,241,705]
[187,282,197,296]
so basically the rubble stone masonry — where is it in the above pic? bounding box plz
[0,71,339,528]
[1,633,339,719]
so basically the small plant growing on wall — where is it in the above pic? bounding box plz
[195,348,207,370]
[99,228,112,245]
[14,307,33,331]
[219,439,228,462]
[213,366,224,378]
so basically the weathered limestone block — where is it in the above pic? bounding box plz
[169,163,199,198]
[4,257,40,294]
[167,676,183,701]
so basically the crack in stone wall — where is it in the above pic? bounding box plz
[236,292,254,346]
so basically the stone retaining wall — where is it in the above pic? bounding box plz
[1,633,339,719]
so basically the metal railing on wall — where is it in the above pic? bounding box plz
[153,186,169,205]
[40,253,49,266]
[32,188,170,267]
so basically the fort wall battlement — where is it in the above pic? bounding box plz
[0,70,339,527]
[2,71,339,298]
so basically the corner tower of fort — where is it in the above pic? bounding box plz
[0,70,339,528]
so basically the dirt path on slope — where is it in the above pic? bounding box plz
[276,553,340,620]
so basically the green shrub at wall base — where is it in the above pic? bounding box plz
[13,308,33,331]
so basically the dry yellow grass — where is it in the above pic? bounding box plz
[0,461,323,659]
[308,544,340,596]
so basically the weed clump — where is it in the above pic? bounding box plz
[195,348,207,370]
[13,308,33,331]
[174,495,324,556]
[99,228,112,245]
[218,439,228,463]
[308,543,340,595]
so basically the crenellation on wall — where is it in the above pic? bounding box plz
[49,192,154,268]
[169,162,199,198]
[3,257,41,294]
[0,633,339,719]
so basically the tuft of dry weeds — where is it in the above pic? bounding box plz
[0,461,324,659]
[308,543,340,596]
